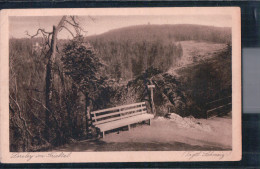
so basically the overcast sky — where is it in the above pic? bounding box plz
[9,15,232,39]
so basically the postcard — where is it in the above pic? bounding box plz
[0,7,241,163]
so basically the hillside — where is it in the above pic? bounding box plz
[87,24,231,44]
[168,41,228,76]
[86,24,231,82]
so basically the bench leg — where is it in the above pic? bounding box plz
[103,131,105,138]
[149,119,151,125]
[128,125,131,131]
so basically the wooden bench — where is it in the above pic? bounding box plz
[91,102,154,138]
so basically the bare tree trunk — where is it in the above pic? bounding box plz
[45,16,66,142]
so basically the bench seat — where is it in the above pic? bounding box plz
[91,102,154,137]
[96,113,154,132]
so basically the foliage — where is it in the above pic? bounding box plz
[108,67,186,117]
[152,73,186,116]
[62,36,107,99]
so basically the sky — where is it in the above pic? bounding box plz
[9,15,232,39]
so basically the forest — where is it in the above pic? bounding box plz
[9,19,231,152]
[88,24,231,81]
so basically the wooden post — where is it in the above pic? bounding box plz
[93,112,97,123]
[148,84,156,116]
[119,108,122,119]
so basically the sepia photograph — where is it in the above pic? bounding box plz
[0,7,241,162]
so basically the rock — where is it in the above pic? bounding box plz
[169,113,183,121]
[157,116,166,121]
[169,113,212,132]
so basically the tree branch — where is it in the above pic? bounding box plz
[88,15,96,23]
[56,16,67,32]
[64,19,77,27]
[25,102,49,128]
[68,16,88,34]
[25,29,52,39]
[29,96,51,113]
[28,95,61,129]
[9,97,34,137]
[60,26,75,38]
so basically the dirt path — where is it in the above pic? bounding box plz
[53,116,231,151]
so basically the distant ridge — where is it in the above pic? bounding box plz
[87,24,231,44]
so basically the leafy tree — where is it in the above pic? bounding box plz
[62,36,106,136]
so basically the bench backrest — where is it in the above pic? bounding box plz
[91,102,147,125]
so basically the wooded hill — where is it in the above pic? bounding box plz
[87,24,231,44]
[87,24,231,81]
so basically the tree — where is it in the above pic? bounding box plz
[27,16,87,142]
[44,16,66,142]
[62,36,106,137]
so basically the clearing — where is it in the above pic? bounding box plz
[168,41,227,76]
